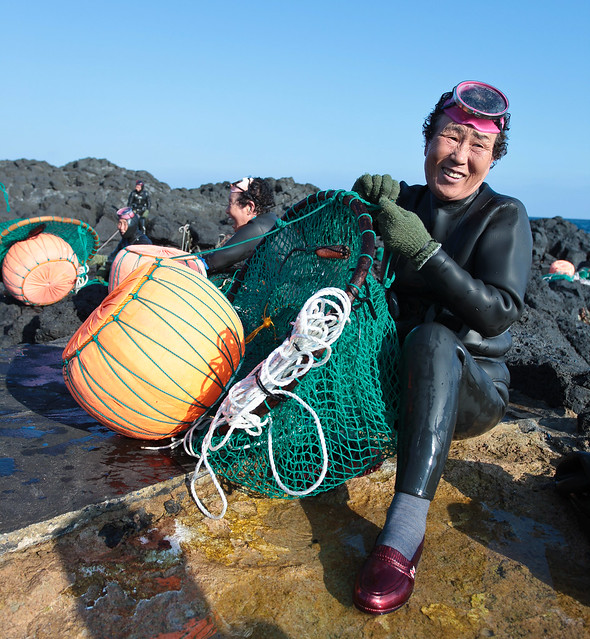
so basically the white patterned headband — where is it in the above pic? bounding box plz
[230,177,253,194]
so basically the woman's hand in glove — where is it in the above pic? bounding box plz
[352,173,400,205]
[89,253,107,267]
[378,196,441,269]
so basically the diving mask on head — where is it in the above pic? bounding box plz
[443,81,509,133]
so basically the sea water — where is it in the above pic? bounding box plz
[568,219,590,234]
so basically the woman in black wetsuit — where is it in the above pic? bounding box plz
[204,177,277,274]
[351,81,533,615]
[127,180,151,233]
[95,207,152,280]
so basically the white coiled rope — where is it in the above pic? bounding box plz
[74,263,89,292]
[179,223,191,252]
[186,287,352,519]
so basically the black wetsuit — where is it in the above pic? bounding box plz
[204,211,278,274]
[384,182,532,500]
[106,218,151,272]
[127,188,151,216]
[128,187,151,233]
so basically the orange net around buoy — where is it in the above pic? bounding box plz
[1,233,79,305]
[108,244,208,292]
[62,258,244,440]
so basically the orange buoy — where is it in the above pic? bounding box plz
[549,259,575,277]
[2,232,79,305]
[62,258,244,440]
[108,244,207,292]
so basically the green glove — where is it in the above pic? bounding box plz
[89,253,107,267]
[141,209,149,219]
[378,196,441,269]
[352,174,400,205]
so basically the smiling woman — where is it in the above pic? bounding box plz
[202,177,278,274]
[423,119,497,201]
[350,80,533,616]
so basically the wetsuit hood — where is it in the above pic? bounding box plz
[122,213,141,241]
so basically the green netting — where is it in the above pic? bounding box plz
[0,183,9,213]
[0,216,100,274]
[188,190,401,499]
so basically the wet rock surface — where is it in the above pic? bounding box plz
[0,340,193,537]
[1,407,589,638]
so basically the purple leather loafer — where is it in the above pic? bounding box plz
[353,538,424,615]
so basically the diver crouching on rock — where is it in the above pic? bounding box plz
[351,81,533,615]
[94,207,152,280]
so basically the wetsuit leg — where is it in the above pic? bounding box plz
[394,322,507,501]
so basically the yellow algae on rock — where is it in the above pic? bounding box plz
[467,592,490,625]
[421,602,470,633]
[180,493,298,565]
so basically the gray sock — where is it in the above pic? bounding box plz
[376,492,430,560]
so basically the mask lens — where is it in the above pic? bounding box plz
[455,81,508,117]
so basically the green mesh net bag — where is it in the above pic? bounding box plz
[0,215,100,305]
[185,190,401,516]
[0,215,100,269]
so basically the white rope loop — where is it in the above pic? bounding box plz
[185,287,352,518]
[179,223,191,252]
[74,263,89,292]
[266,389,328,496]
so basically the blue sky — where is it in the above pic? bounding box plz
[1,0,589,218]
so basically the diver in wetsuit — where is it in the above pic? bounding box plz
[351,81,533,615]
[203,177,277,274]
[127,180,151,233]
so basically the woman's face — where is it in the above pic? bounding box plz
[117,219,129,236]
[226,193,255,232]
[424,114,497,201]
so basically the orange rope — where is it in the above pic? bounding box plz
[245,304,274,344]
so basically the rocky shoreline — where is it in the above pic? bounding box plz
[1,158,590,449]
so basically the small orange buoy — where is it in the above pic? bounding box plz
[549,259,575,277]
[62,258,244,440]
[2,232,79,305]
[108,244,207,292]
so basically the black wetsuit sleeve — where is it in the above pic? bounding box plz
[205,214,277,274]
[419,201,532,337]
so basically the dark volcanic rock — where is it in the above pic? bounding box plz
[0,158,319,348]
[2,159,590,421]
[507,217,590,412]
[0,284,109,348]
[0,158,319,249]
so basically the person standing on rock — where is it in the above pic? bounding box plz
[203,177,277,274]
[351,81,533,615]
[127,180,151,233]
